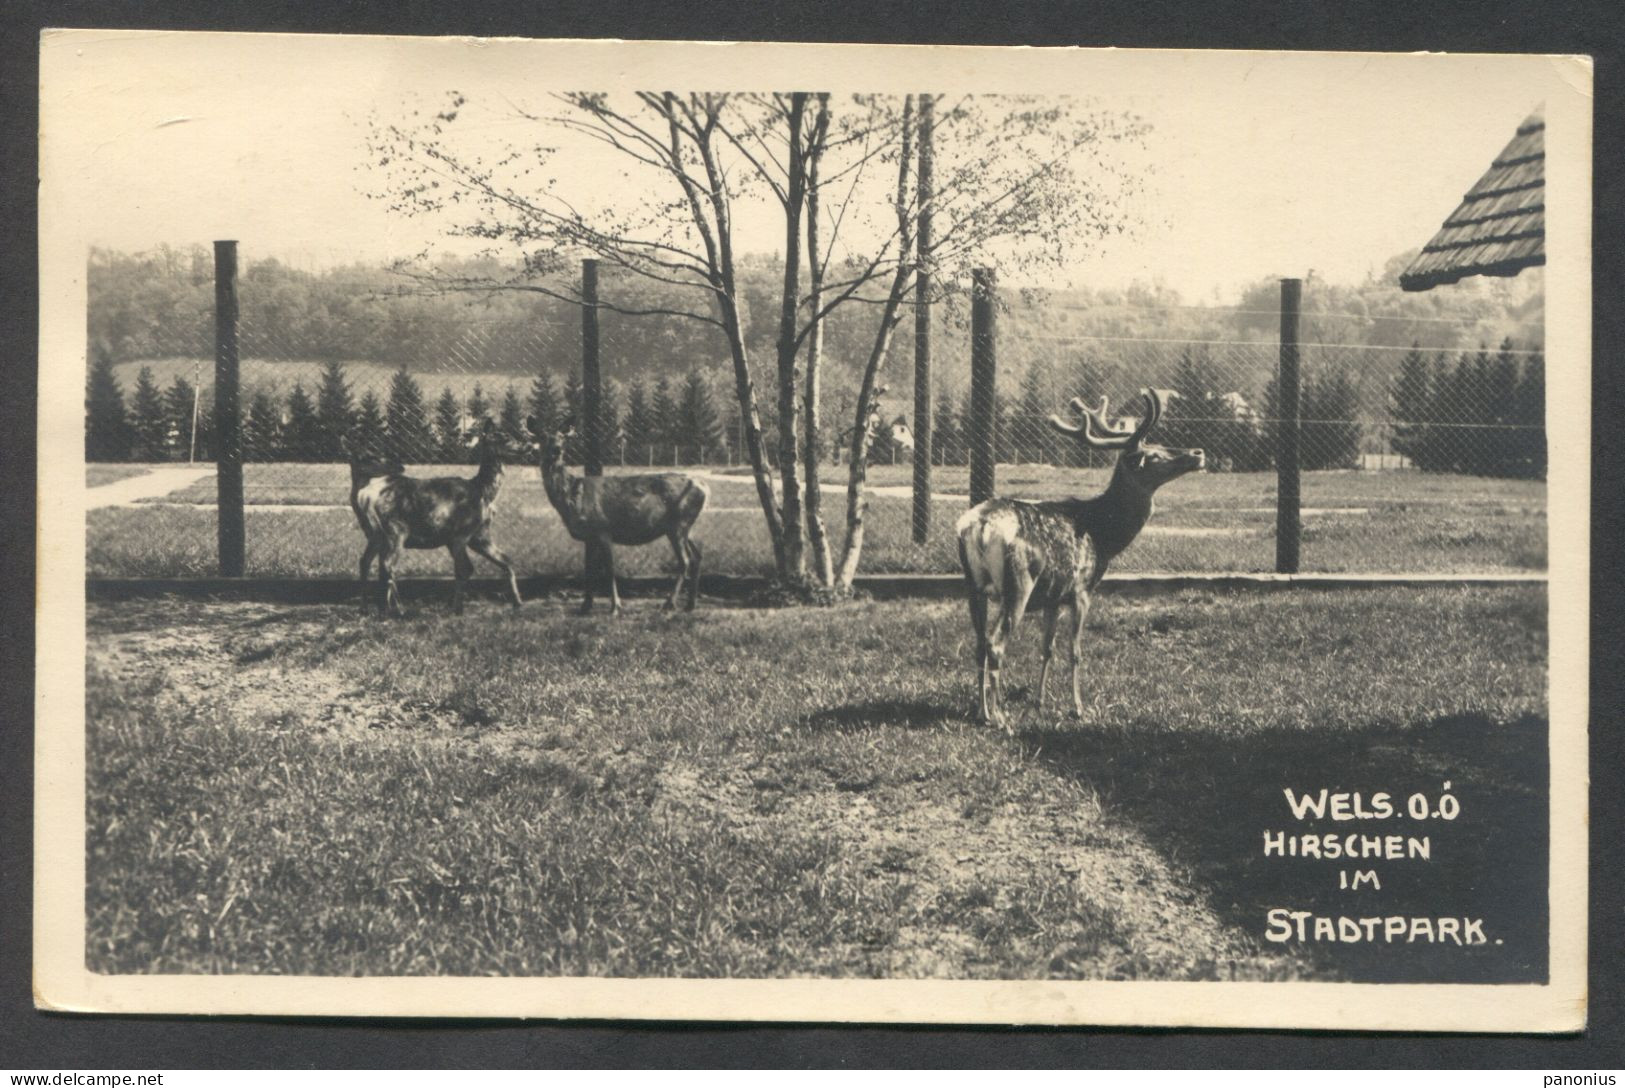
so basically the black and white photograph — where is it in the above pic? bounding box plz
[34,34,1590,1029]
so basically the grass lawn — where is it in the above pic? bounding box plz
[86,586,1547,981]
[87,461,1546,578]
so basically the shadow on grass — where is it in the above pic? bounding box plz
[1022,711,1548,984]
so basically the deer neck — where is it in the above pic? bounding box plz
[1081,461,1157,562]
[541,456,588,534]
[474,452,505,503]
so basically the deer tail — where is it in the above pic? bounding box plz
[955,504,1007,595]
[680,478,709,521]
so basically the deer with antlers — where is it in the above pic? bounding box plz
[956,388,1205,731]
[346,419,525,617]
[528,416,709,614]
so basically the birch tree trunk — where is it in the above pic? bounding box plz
[835,95,916,591]
[718,292,786,573]
[774,93,809,583]
[803,95,834,588]
[835,274,910,590]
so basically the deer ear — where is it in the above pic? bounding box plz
[526,415,543,437]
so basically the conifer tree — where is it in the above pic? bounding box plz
[245,391,282,461]
[315,358,354,460]
[1300,367,1362,470]
[385,365,433,462]
[597,380,622,463]
[623,379,655,463]
[677,371,722,459]
[561,373,585,462]
[562,371,583,422]
[1163,346,1227,462]
[991,389,1012,464]
[283,382,322,462]
[434,386,464,462]
[1016,358,1054,464]
[498,385,526,447]
[527,371,559,436]
[1423,350,1456,471]
[1463,345,1494,474]
[1486,337,1522,475]
[354,390,387,453]
[192,400,215,462]
[1514,347,1545,479]
[466,382,491,428]
[165,375,199,461]
[85,342,129,461]
[650,376,678,464]
[1391,342,1435,469]
[130,366,169,461]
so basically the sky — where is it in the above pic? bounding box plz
[40,33,1580,301]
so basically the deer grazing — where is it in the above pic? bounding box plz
[346,419,525,617]
[528,415,709,614]
[956,388,1204,731]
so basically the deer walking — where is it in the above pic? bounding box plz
[528,416,709,614]
[956,388,1204,731]
[346,419,524,617]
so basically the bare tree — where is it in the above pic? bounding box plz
[368,92,800,575]
[824,94,1151,590]
[365,89,1146,589]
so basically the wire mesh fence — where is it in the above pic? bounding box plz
[84,248,1548,583]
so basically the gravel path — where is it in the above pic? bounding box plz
[87,466,217,509]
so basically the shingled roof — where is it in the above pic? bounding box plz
[1399,108,1544,292]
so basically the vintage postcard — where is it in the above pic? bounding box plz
[36,32,1590,1029]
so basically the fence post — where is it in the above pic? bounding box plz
[1276,277,1302,574]
[214,240,245,577]
[911,92,934,543]
[969,267,998,506]
[581,258,604,591]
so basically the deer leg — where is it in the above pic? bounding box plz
[967,589,991,724]
[358,539,378,614]
[602,541,622,616]
[664,532,685,610]
[1000,571,1038,718]
[579,541,597,615]
[449,543,474,615]
[378,540,402,618]
[983,588,1011,731]
[470,537,522,610]
[685,538,702,611]
[1036,603,1062,713]
[1070,592,1093,719]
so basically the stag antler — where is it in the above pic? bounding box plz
[1048,389,1164,450]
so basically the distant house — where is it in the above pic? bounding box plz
[1399,108,1544,291]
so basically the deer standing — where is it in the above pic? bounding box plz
[956,388,1204,731]
[346,419,524,617]
[528,415,709,614]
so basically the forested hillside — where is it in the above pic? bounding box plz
[86,245,1544,473]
